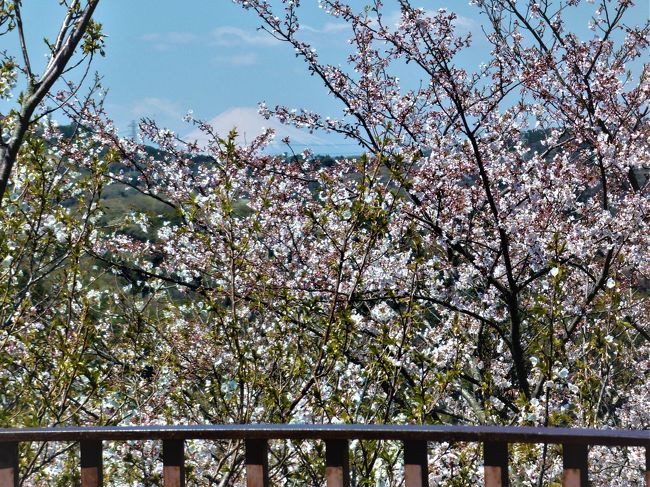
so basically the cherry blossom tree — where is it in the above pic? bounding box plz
[0,87,176,484]
[228,0,650,419]
[0,0,103,206]
[95,0,646,483]
[0,117,115,484]
[7,0,647,484]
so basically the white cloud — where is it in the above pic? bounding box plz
[302,21,348,34]
[381,9,478,34]
[165,32,198,44]
[184,106,326,148]
[139,26,282,51]
[213,52,258,67]
[131,97,182,121]
[140,31,198,51]
[140,33,160,42]
[453,15,479,34]
[383,10,403,28]
[210,26,280,47]
[321,22,349,34]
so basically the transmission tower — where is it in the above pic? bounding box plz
[129,120,137,141]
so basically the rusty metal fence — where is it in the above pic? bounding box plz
[0,424,648,486]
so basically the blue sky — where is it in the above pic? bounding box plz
[7,1,650,155]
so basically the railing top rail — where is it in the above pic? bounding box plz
[0,424,647,446]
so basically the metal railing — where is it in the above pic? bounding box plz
[0,424,648,486]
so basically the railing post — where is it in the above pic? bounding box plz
[404,440,428,487]
[80,440,103,487]
[645,446,650,487]
[163,440,185,487]
[0,442,18,487]
[562,444,588,487]
[484,441,508,487]
[245,439,269,487]
[326,439,350,487]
